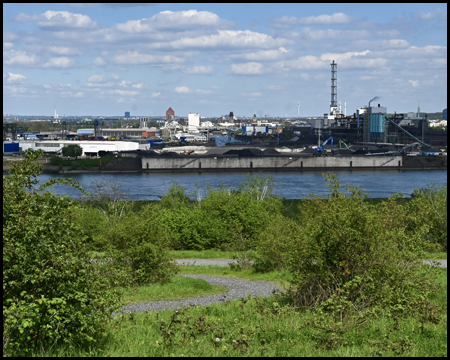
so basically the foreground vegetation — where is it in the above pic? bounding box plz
[3,149,447,357]
[38,267,447,357]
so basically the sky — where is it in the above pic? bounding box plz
[3,3,447,118]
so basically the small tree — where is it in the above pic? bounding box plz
[62,144,82,159]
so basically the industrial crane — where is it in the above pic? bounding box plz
[313,136,334,156]
[339,140,350,150]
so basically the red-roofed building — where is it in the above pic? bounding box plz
[166,107,175,120]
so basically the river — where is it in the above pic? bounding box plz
[35,169,447,200]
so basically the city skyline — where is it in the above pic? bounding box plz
[3,3,448,117]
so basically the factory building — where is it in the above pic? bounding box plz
[15,140,140,157]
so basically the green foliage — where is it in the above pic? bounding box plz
[284,174,439,319]
[412,183,447,251]
[3,149,120,356]
[61,144,83,159]
[102,209,179,287]
[253,214,302,272]
[160,181,191,210]
[71,204,109,251]
[156,176,283,254]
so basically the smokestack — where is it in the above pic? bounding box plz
[330,60,337,110]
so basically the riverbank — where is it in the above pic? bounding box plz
[4,152,446,174]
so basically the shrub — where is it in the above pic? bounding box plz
[412,183,447,251]
[3,149,120,356]
[253,214,302,272]
[285,174,438,318]
[71,204,109,251]
[102,209,179,287]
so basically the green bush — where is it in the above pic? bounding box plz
[71,204,109,251]
[253,214,302,272]
[3,149,120,356]
[412,183,447,251]
[284,174,438,318]
[102,209,179,287]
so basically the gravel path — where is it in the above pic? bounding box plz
[174,259,252,267]
[116,274,281,315]
[114,258,446,315]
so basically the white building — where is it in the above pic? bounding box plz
[188,113,200,127]
[17,140,139,156]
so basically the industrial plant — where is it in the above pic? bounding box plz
[3,60,447,172]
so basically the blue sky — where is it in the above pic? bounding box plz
[3,3,447,117]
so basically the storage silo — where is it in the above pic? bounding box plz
[368,104,387,142]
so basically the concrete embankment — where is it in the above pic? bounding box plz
[142,155,404,172]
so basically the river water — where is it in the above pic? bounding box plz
[35,169,447,200]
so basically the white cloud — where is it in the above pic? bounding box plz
[16,10,97,29]
[3,30,18,42]
[272,12,353,28]
[196,89,212,94]
[132,82,144,89]
[93,57,107,66]
[3,42,14,50]
[291,27,370,41]
[87,74,108,83]
[377,29,401,38]
[276,50,387,71]
[74,91,84,97]
[42,57,76,69]
[230,62,263,75]
[3,72,27,83]
[116,10,233,33]
[159,30,292,49]
[3,50,38,66]
[241,92,262,97]
[351,39,410,50]
[418,8,446,20]
[175,86,191,93]
[408,80,419,87]
[152,92,161,97]
[113,50,184,65]
[110,89,139,96]
[265,85,283,91]
[48,46,82,55]
[228,47,290,61]
[379,45,447,59]
[184,65,214,74]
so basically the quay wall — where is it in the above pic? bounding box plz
[142,155,403,172]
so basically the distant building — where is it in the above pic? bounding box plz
[166,107,175,120]
[140,117,151,129]
[124,111,130,118]
[188,113,200,127]
[443,108,447,121]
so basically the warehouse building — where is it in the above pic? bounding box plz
[15,140,139,157]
